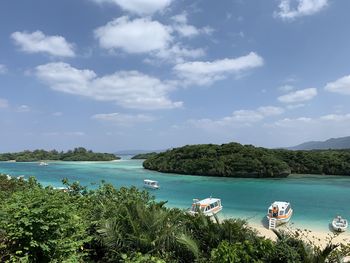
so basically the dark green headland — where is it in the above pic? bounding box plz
[0,147,119,162]
[143,142,350,178]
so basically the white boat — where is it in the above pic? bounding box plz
[189,197,222,216]
[38,162,49,166]
[143,179,160,189]
[267,201,293,229]
[332,216,348,232]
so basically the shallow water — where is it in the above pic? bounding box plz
[1,159,349,232]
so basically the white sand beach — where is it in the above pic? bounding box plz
[250,222,350,247]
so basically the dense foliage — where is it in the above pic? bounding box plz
[0,147,119,162]
[131,152,158,159]
[272,149,350,175]
[143,143,350,178]
[0,174,346,262]
[144,143,291,178]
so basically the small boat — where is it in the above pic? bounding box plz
[189,197,222,216]
[332,216,348,232]
[143,179,160,189]
[267,201,293,229]
[38,162,49,166]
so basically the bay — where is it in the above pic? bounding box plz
[1,159,349,232]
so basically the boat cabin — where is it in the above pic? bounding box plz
[189,197,222,216]
[143,179,160,189]
[267,201,293,222]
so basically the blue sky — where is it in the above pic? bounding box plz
[1,0,350,152]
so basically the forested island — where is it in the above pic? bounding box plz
[143,142,350,178]
[131,152,158,159]
[0,175,345,262]
[0,147,119,162]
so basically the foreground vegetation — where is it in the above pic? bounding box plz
[143,143,350,178]
[0,174,348,262]
[0,147,119,162]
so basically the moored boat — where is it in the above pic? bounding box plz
[189,197,222,216]
[143,179,160,189]
[332,216,348,232]
[267,201,293,229]
[38,162,49,166]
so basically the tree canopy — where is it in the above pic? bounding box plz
[131,152,158,160]
[0,147,119,162]
[143,143,350,178]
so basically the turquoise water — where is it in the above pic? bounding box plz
[1,159,350,232]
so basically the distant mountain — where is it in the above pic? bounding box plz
[289,136,350,150]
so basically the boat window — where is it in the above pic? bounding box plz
[285,206,290,213]
[191,204,199,212]
[279,211,284,215]
[268,209,272,214]
[210,203,215,209]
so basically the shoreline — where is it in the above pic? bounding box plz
[216,213,350,247]
[249,221,350,247]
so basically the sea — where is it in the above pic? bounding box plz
[1,158,350,232]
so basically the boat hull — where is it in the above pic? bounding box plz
[143,185,159,190]
[189,206,223,217]
[332,220,348,232]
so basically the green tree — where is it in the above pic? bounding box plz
[0,185,90,262]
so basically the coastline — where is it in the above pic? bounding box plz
[249,222,350,247]
[216,212,350,247]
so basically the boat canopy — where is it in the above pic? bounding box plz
[193,197,221,206]
[144,179,158,184]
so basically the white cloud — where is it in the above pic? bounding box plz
[276,0,328,20]
[173,52,264,85]
[11,31,75,57]
[272,113,350,128]
[53,112,63,116]
[91,0,172,15]
[320,113,350,122]
[278,85,295,93]
[95,16,207,63]
[278,88,317,103]
[95,16,172,54]
[171,13,188,24]
[65,131,86,136]
[43,131,85,136]
[189,106,284,129]
[324,75,350,95]
[153,44,205,64]
[92,112,156,126]
[171,12,213,38]
[35,62,182,110]
[0,64,8,74]
[257,106,285,116]
[272,117,313,127]
[286,103,305,109]
[17,105,31,112]
[0,98,9,108]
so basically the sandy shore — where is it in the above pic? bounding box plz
[249,221,350,247]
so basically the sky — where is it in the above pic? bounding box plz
[1,0,350,152]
